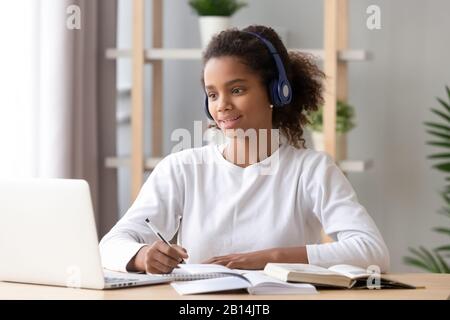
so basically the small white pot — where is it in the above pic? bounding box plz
[311,131,347,161]
[199,16,231,48]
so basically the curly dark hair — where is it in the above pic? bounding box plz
[202,25,324,148]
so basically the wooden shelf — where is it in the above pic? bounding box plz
[105,157,163,171]
[338,159,373,172]
[106,156,372,173]
[106,48,371,62]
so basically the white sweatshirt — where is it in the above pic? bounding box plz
[99,142,390,273]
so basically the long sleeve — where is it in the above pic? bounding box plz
[99,155,184,272]
[303,153,390,272]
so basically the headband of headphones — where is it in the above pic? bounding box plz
[243,32,289,86]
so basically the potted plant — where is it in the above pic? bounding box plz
[403,86,450,273]
[308,100,356,161]
[188,0,247,48]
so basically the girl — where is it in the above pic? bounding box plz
[100,25,389,274]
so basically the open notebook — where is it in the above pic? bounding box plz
[147,264,231,281]
[162,264,317,295]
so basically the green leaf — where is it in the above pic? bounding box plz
[424,122,450,132]
[435,245,450,252]
[433,163,450,172]
[427,153,450,159]
[434,251,450,273]
[419,246,442,272]
[426,141,450,148]
[433,227,450,237]
[403,256,435,273]
[437,97,450,114]
[188,0,247,16]
[431,108,450,124]
[426,130,450,141]
[307,100,356,134]
[408,247,437,272]
[441,191,450,206]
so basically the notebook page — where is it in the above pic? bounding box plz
[171,276,250,295]
[146,266,230,281]
[177,264,241,274]
[273,263,341,275]
[328,264,370,279]
[243,272,318,295]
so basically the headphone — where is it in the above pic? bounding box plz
[204,31,293,121]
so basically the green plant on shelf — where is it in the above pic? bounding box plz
[188,0,247,16]
[403,86,450,273]
[308,100,356,134]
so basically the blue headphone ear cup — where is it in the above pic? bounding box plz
[270,79,292,107]
[278,80,292,105]
[204,94,213,120]
[269,79,281,107]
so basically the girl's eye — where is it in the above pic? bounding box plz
[232,87,244,94]
[207,92,217,100]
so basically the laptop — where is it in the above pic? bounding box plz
[0,178,172,289]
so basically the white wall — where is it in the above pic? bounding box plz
[346,0,450,272]
[115,0,450,272]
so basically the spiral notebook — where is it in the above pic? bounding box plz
[147,264,238,281]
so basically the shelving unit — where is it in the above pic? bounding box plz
[105,156,373,173]
[106,48,371,61]
[106,0,372,201]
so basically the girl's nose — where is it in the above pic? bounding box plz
[216,96,232,113]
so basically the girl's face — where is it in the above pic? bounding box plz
[204,56,273,136]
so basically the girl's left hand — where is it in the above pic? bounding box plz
[202,249,276,270]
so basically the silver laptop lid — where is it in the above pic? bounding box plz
[0,179,105,289]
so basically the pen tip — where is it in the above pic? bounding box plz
[145,218,149,223]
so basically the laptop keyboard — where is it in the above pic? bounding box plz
[105,276,140,284]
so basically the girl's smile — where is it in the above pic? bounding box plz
[218,115,242,129]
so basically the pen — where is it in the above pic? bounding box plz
[144,218,185,264]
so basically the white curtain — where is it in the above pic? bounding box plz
[0,0,118,236]
[0,1,40,177]
[0,0,94,177]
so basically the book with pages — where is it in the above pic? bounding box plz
[263,263,418,289]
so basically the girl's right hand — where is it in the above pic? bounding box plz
[128,241,188,274]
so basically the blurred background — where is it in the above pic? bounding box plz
[0,0,449,273]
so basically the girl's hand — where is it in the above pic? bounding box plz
[202,247,308,270]
[127,240,188,274]
[202,248,277,270]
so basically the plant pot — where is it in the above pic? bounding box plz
[199,16,231,48]
[311,131,347,162]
